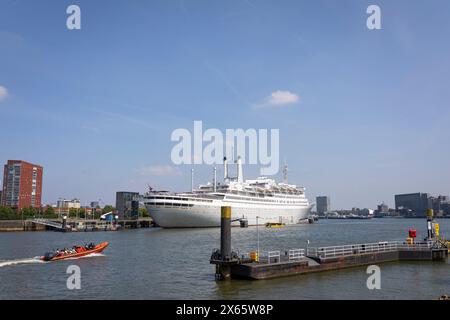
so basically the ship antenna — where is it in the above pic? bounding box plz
[283,161,288,183]
[213,166,217,192]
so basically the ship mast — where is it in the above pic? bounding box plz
[283,162,288,183]
[223,157,228,182]
[213,166,217,192]
[191,167,194,192]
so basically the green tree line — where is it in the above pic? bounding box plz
[0,205,149,220]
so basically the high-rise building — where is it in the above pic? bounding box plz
[316,196,330,215]
[116,191,139,219]
[1,160,43,210]
[395,193,432,217]
[430,195,450,216]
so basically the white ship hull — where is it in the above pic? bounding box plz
[148,203,312,228]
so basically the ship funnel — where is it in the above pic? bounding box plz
[236,156,243,183]
[223,157,228,181]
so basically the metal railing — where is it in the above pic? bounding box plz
[308,241,433,259]
[396,242,432,250]
[239,241,434,264]
[288,249,305,261]
[268,251,281,264]
[29,218,64,229]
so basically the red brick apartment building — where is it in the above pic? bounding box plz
[1,160,43,210]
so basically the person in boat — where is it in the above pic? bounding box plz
[85,243,95,250]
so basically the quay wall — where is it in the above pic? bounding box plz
[0,220,46,232]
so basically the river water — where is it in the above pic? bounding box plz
[0,219,449,299]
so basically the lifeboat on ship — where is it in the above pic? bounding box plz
[40,242,109,261]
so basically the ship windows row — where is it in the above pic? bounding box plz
[147,202,194,208]
[146,196,212,203]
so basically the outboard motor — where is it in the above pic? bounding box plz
[43,252,56,261]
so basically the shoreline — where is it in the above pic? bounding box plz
[0,218,153,232]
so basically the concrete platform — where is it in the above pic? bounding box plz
[229,247,448,280]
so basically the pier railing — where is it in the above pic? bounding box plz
[307,241,432,259]
[288,249,305,261]
[240,249,305,264]
[268,251,281,264]
[239,242,433,264]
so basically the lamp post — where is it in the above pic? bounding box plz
[256,216,260,258]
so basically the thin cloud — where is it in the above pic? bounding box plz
[253,90,300,109]
[0,85,9,102]
[141,165,182,177]
[90,108,156,130]
[204,61,241,98]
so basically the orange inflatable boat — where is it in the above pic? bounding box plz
[40,242,109,261]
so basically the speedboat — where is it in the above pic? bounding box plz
[40,242,109,261]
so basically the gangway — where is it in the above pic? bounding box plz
[29,218,69,230]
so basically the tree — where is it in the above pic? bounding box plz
[139,207,149,218]
[0,206,16,220]
[20,207,38,218]
[69,208,79,218]
[102,205,115,214]
[43,206,57,219]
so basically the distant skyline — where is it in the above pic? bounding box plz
[1,0,450,209]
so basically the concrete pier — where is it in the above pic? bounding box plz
[211,207,449,280]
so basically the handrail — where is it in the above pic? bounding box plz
[288,249,305,261]
[29,218,64,228]
[308,241,433,259]
[268,251,280,264]
[244,241,435,264]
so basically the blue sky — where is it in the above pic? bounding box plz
[1,0,449,209]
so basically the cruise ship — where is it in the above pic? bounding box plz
[142,157,313,228]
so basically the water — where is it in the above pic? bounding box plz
[0,219,449,299]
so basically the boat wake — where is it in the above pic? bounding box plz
[63,252,105,260]
[0,253,106,267]
[0,256,46,268]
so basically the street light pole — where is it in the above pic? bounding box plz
[256,216,260,258]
